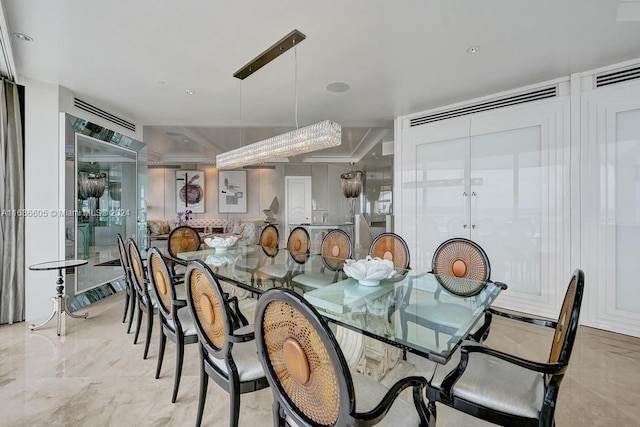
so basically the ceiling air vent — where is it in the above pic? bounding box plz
[410,86,557,127]
[73,98,136,132]
[595,65,640,88]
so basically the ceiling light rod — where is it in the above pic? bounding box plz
[233,29,306,80]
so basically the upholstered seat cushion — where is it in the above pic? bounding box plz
[165,307,198,336]
[205,325,265,382]
[431,341,544,419]
[286,372,421,427]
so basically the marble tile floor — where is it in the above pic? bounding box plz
[1,293,640,426]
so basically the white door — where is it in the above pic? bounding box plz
[581,82,640,337]
[285,176,312,243]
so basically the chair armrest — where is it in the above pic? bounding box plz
[172,299,187,309]
[227,296,249,327]
[488,308,557,328]
[355,376,429,426]
[440,344,568,398]
[229,331,255,343]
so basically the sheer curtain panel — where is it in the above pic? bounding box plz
[0,80,25,324]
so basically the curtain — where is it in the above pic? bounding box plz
[0,80,25,324]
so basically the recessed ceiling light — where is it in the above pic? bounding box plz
[185,90,195,95]
[326,82,350,93]
[183,139,188,143]
[466,46,481,54]
[14,33,33,42]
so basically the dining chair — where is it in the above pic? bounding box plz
[369,232,410,269]
[399,238,501,346]
[147,247,198,403]
[235,225,279,287]
[425,269,585,427]
[291,229,351,293]
[258,226,303,288]
[254,287,430,427]
[185,260,269,427]
[127,238,157,359]
[116,233,135,332]
[167,225,201,276]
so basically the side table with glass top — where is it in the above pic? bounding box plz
[28,259,90,336]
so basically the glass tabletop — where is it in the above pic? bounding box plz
[170,245,504,363]
[29,259,89,271]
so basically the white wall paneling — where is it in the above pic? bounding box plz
[397,96,571,318]
[580,79,640,338]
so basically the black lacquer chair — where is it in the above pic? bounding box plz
[167,225,201,276]
[259,226,309,288]
[425,269,585,427]
[292,229,351,293]
[185,260,268,427]
[369,232,410,269]
[235,225,278,287]
[255,288,430,427]
[399,238,503,346]
[147,247,198,403]
[127,238,157,359]
[116,234,135,332]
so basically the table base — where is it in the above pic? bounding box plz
[29,292,89,336]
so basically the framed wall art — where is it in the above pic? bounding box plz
[219,170,247,213]
[176,170,205,213]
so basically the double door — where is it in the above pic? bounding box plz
[417,126,542,298]
[399,99,570,317]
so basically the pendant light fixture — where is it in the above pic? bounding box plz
[216,30,342,169]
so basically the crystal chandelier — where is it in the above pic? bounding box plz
[216,120,341,169]
[216,30,341,170]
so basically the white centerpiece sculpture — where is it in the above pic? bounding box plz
[203,235,238,252]
[342,256,396,287]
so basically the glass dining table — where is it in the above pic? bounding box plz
[170,244,505,364]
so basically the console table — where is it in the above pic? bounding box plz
[28,259,89,336]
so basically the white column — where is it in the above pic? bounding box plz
[24,79,61,322]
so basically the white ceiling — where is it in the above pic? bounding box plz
[4,0,640,163]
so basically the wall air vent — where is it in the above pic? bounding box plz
[73,98,136,132]
[409,86,557,127]
[595,65,640,88]
[148,164,182,169]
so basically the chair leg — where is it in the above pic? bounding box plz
[127,293,136,334]
[122,287,130,323]
[229,379,240,427]
[133,305,143,344]
[172,333,185,403]
[195,354,209,427]
[427,400,437,423]
[155,332,166,379]
[143,309,154,359]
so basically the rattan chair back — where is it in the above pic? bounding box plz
[369,233,410,269]
[255,288,354,426]
[147,247,176,317]
[260,225,279,257]
[287,227,310,264]
[168,225,201,258]
[185,260,233,356]
[127,239,147,296]
[549,269,584,365]
[117,233,130,273]
[432,238,490,281]
[431,238,491,296]
[321,229,352,271]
